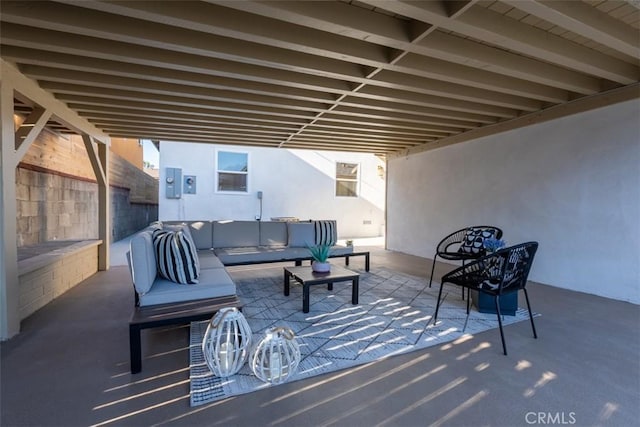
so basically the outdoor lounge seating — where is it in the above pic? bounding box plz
[163,220,369,270]
[428,225,503,303]
[125,219,369,373]
[428,226,503,289]
[432,241,539,355]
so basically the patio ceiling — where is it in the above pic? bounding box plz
[1,0,639,155]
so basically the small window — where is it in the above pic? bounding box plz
[336,162,359,197]
[217,151,248,192]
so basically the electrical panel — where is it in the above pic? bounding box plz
[165,167,182,199]
[184,175,197,194]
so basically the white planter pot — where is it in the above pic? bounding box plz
[312,261,330,273]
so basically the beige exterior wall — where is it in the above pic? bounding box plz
[110,137,143,169]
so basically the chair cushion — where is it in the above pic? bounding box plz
[314,220,337,246]
[138,268,236,307]
[197,249,225,269]
[213,221,260,248]
[152,229,200,284]
[458,227,498,254]
[259,221,288,246]
[164,221,213,250]
[287,222,315,247]
[129,231,157,295]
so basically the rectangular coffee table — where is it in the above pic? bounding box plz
[284,265,359,313]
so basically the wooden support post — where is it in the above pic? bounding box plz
[82,135,110,270]
[0,79,20,340]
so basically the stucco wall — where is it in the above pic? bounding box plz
[158,143,386,238]
[387,99,640,304]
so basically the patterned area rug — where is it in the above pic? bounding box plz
[189,266,534,406]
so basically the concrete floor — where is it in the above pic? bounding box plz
[1,244,639,427]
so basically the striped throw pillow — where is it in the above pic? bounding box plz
[314,220,337,246]
[152,229,200,284]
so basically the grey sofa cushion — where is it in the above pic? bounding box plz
[214,245,353,264]
[259,221,288,246]
[138,268,237,307]
[287,222,315,247]
[197,249,225,269]
[164,221,213,250]
[213,221,260,248]
[327,245,354,256]
[129,230,157,295]
[214,246,311,264]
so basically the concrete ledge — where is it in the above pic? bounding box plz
[18,240,102,275]
[18,240,102,320]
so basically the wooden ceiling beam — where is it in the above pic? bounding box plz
[0,23,354,93]
[0,60,108,142]
[213,0,578,99]
[452,6,638,83]
[55,93,320,120]
[1,1,368,81]
[28,72,327,112]
[0,45,338,103]
[415,31,601,95]
[86,114,301,133]
[79,108,309,129]
[503,0,640,60]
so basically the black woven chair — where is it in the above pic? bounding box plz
[428,226,503,301]
[433,241,539,355]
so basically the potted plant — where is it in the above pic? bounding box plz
[307,243,332,273]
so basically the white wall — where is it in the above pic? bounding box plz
[387,100,640,304]
[158,143,385,238]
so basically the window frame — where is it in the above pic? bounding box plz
[215,149,250,194]
[335,161,360,198]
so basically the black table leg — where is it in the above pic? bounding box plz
[345,255,350,266]
[365,253,370,272]
[352,277,359,305]
[303,284,310,313]
[129,324,142,374]
[284,269,290,296]
[328,282,333,291]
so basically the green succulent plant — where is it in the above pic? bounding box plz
[307,243,332,263]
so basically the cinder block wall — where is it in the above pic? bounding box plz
[16,167,99,246]
[111,187,157,241]
[16,134,159,247]
[16,169,159,246]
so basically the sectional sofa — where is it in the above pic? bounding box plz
[128,219,369,306]
[126,219,369,373]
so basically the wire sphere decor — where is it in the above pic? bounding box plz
[201,307,252,377]
[250,326,301,384]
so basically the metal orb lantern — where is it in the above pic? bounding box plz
[202,307,252,377]
[250,326,301,384]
